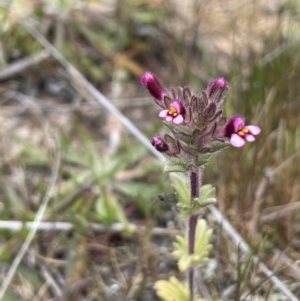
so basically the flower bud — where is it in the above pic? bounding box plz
[141,72,166,101]
[151,135,169,152]
[208,77,227,98]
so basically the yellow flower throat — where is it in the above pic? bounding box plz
[238,128,249,136]
[168,106,178,117]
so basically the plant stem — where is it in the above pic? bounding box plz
[188,168,201,301]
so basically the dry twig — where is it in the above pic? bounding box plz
[0,220,181,236]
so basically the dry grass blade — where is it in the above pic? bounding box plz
[0,50,51,81]
[125,272,143,301]
[249,150,300,236]
[40,266,63,298]
[25,252,63,299]
[0,138,61,300]
[62,277,96,301]
[273,250,300,281]
[261,202,300,223]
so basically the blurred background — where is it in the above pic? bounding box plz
[0,0,300,300]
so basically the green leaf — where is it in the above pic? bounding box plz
[176,203,193,218]
[20,143,48,166]
[195,153,211,167]
[175,183,217,216]
[200,184,216,198]
[178,253,193,271]
[169,173,189,205]
[2,180,25,218]
[155,277,189,301]
[163,160,188,173]
[198,184,217,206]
[172,219,212,271]
[203,141,229,153]
[194,219,213,263]
[194,197,216,207]
[113,182,161,217]
[95,191,128,226]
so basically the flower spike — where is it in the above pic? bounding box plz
[141,72,261,169]
[224,116,261,147]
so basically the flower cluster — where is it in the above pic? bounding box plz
[141,72,261,171]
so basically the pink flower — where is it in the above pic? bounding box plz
[158,100,185,125]
[224,116,261,147]
[140,72,166,102]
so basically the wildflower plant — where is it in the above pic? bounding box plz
[141,72,261,301]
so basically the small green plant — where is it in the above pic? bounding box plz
[141,72,261,300]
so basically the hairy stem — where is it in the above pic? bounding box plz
[188,168,201,301]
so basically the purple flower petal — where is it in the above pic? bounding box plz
[173,114,184,125]
[159,110,168,118]
[245,125,261,135]
[245,134,255,142]
[224,115,245,138]
[165,115,173,122]
[230,134,245,147]
[232,116,245,132]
